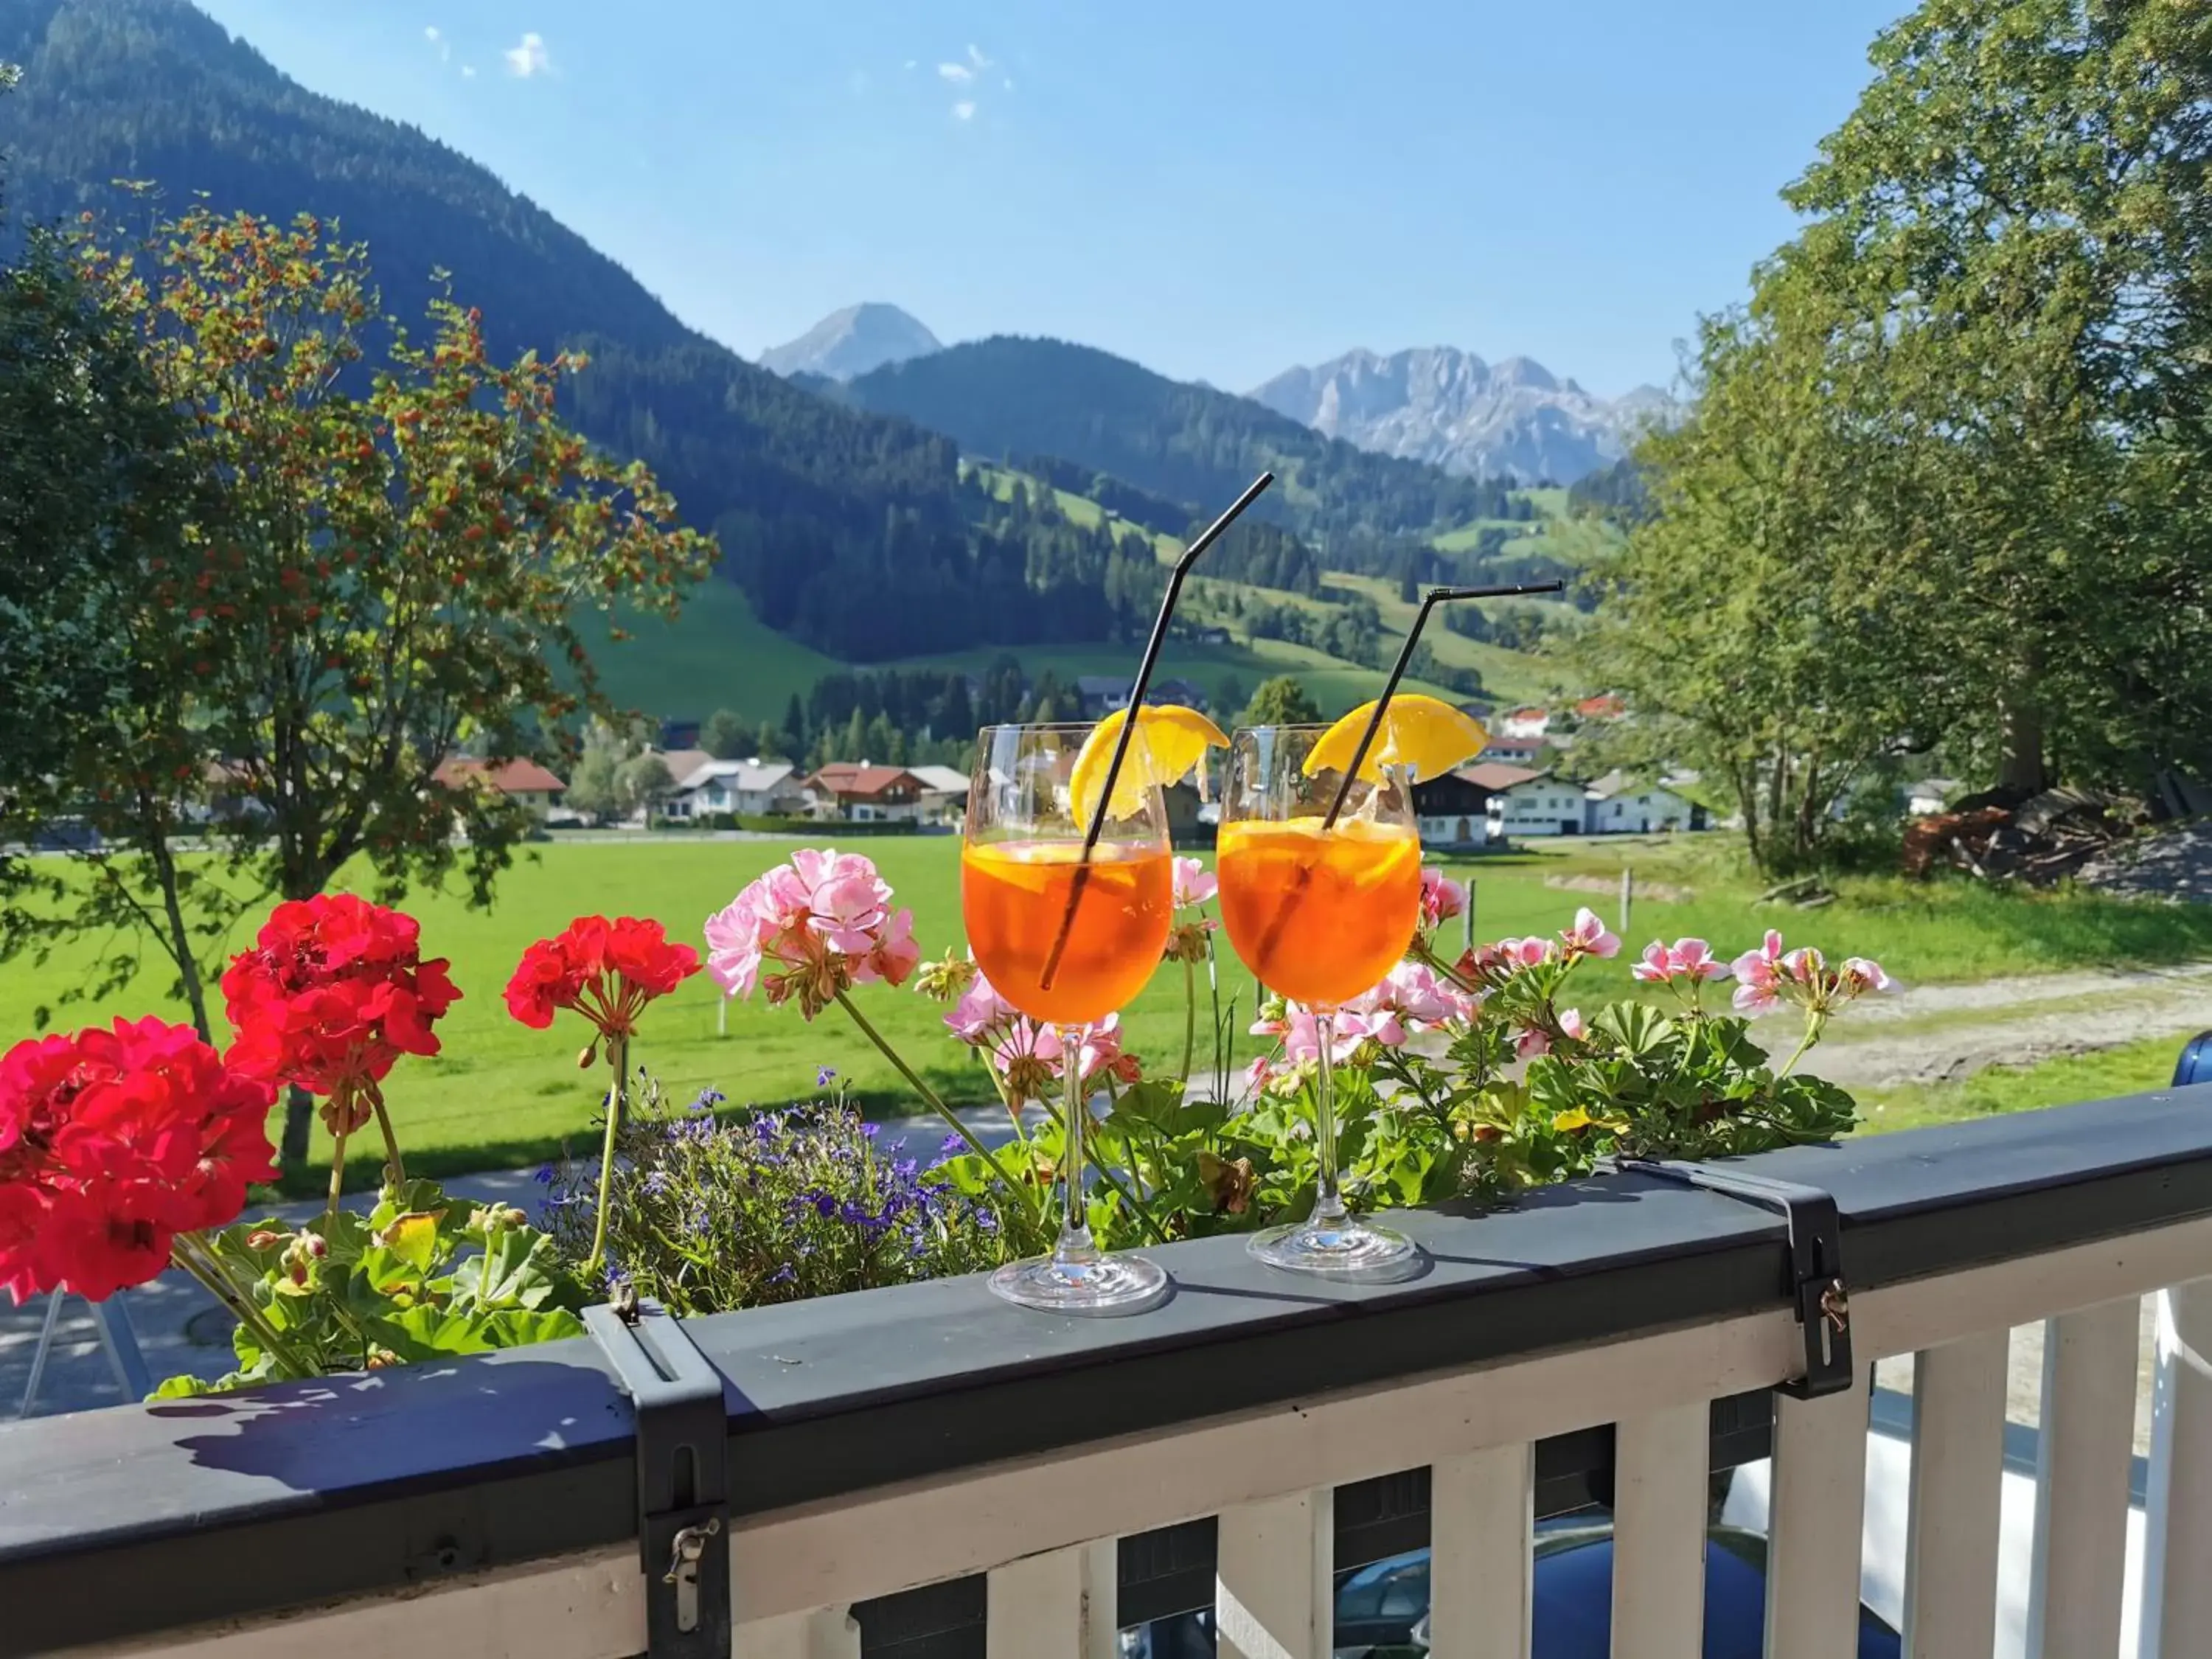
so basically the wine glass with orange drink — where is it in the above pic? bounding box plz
[1218,695,1486,1276]
[961,709,1225,1313]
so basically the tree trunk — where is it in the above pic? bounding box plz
[146,829,213,1043]
[1997,694,2048,796]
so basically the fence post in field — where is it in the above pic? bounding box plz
[1464,874,1475,954]
[1619,866,1633,939]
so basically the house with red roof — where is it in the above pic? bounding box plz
[799,762,928,823]
[432,757,567,821]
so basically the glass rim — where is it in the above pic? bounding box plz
[1230,723,1337,737]
[973,722,1108,737]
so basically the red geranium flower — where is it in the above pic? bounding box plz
[505,916,700,1039]
[221,894,462,1113]
[0,1018,277,1304]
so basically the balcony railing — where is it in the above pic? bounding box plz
[4,1083,2211,1658]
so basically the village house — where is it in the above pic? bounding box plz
[431,757,567,821]
[1486,768,1588,840]
[1573,692,1627,723]
[799,762,928,823]
[1476,735,1545,767]
[1498,706,1551,740]
[661,759,803,821]
[1581,768,1700,834]
[905,764,973,825]
[1410,770,1500,849]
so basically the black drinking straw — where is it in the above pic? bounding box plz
[1037,470,1276,990]
[1251,579,1567,978]
[1319,580,1568,827]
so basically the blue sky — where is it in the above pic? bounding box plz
[193,2,1905,397]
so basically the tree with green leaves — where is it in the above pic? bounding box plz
[699,709,751,760]
[1238,676,1324,729]
[15,206,712,1163]
[1771,0,2212,798]
[1599,0,2212,867]
[616,754,675,821]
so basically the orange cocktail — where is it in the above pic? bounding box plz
[1217,818,1422,1006]
[961,841,1174,1025]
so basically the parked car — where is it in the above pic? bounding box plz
[1119,1523,1901,1658]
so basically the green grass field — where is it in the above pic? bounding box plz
[8,835,2207,1190]
[1860,1034,2187,1136]
[582,582,841,724]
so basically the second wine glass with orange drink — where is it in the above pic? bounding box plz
[1217,695,1487,1277]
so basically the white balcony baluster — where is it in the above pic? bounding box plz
[2025,1297,2139,1659]
[1610,1404,1708,1659]
[1762,1367,1870,1659]
[987,1540,1116,1659]
[1216,1486,1333,1659]
[2140,1280,2212,1658]
[734,1605,862,1659]
[1427,1441,1534,1659]
[1901,1329,2006,1659]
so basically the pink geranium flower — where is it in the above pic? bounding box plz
[705,849,921,1018]
[1171,857,1217,909]
[1561,908,1621,961]
[1731,929,1788,1013]
[1419,869,1467,930]
[1632,937,1730,986]
[1839,957,1894,998]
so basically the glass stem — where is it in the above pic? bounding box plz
[1055,1026,1095,1265]
[1311,1004,1346,1225]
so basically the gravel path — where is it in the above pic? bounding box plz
[1798,961,2212,1088]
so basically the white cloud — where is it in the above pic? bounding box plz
[504,32,552,77]
[849,68,872,96]
[1003,77,1015,92]
[951,100,976,122]
[902,58,917,70]
[966,44,992,69]
[460,63,476,78]
[937,61,972,83]
[423,24,451,63]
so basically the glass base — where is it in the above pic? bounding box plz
[989,1249,1170,1316]
[1249,1216,1422,1281]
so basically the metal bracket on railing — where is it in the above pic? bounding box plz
[585,1288,731,1658]
[1611,1158,1854,1399]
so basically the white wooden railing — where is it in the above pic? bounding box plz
[7,1085,2212,1659]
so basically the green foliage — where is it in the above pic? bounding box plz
[699,709,752,760]
[1599,0,2212,871]
[1238,675,1324,728]
[154,1180,588,1396]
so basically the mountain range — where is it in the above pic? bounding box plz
[757,300,1662,485]
[758,302,942,380]
[1248,347,1672,485]
[0,0,1580,700]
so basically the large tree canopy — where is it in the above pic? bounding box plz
[1596,0,2212,867]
